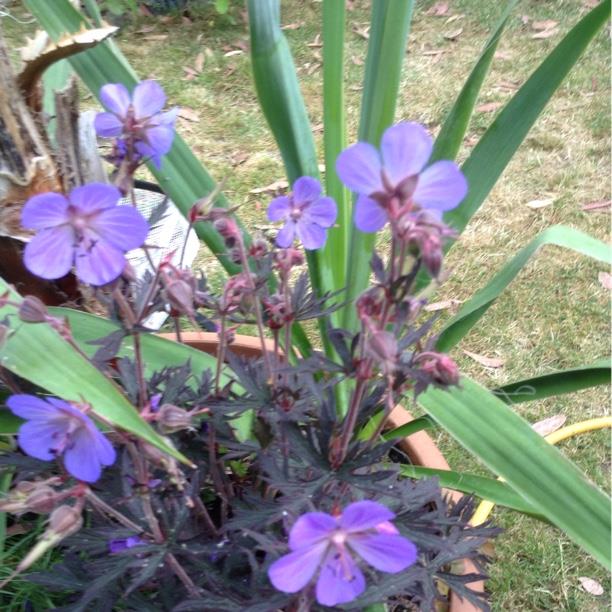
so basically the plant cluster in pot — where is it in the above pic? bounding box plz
[0,79,498,611]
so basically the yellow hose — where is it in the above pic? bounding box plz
[470,416,612,526]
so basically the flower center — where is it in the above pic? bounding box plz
[289,205,303,222]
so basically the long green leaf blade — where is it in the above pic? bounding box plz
[419,377,611,566]
[342,0,414,332]
[493,359,611,404]
[431,0,517,162]
[399,465,543,518]
[0,279,189,464]
[323,0,349,289]
[445,1,610,234]
[437,225,612,351]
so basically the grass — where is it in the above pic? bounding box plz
[2,0,610,609]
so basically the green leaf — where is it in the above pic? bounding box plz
[322,0,350,291]
[437,225,612,352]
[342,0,414,333]
[214,0,229,15]
[445,1,610,234]
[431,0,517,162]
[399,465,543,518]
[493,359,611,404]
[382,415,435,440]
[247,0,335,350]
[0,279,189,465]
[418,377,611,567]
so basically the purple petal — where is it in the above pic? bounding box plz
[7,395,61,420]
[69,183,121,214]
[21,192,70,230]
[275,222,297,248]
[133,141,162,168]
[158,107,179,126]
[288,512,336,550]
[354,195,388,232]
[94,112,124,138]
[24,226,75,280]
[74,239,126,286]
[18,419,67,461]
[296,221,327,250]
[142,123,175,156]
[267,196,291,222]
[64,428,108,482]
[340,500,395,533]
[46,397,89,421]
[109,536,144,553]
[381,122,432,186]
[268,541,327,593]
[315,549,365,607]
[412,160,468,212]
[303,196,337,228]
[90,205,149,251]
[132,80,166,119]
[348,533,418,573]
[336,142,383,195]
[293,176,321,204]
[99,83,131,117]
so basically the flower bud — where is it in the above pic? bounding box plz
[165,278,196,317]
[417,352,460,386]
[18,295,49,323]
[213,217,240,249]
[25,485,60,514]
[49,505,83,538]
[365,331,398,375]
[249,238,268,259]
[157,404,193,434]
[273,248,304,273]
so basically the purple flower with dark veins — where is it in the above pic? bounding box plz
[267,177,337,250]
[94,80,178,168]
[336,122,468,232]
[268,500,417,607]
[21,183,149,286]
[6,395,116,483]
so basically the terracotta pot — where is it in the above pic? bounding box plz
[158,331,485,612]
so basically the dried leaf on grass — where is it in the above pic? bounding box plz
[444,27,463,41]
[532,27,559,39]
[578,577,604,596]
[178,108,200,122]
[462,350,505,369]
[352,25,370,40]
[249,179,288,195]
[582,199,611,212]
[532,19,559,31]
[598,272,612,290]
[194,52,205,73]
[424,299,463,312]
[426,2,449,16]
[476,102,503,113]
[532,414,567,437]
[526,197,555,209]
[281,21,304,31]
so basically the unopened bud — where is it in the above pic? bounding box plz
[248,238,268,259]
[25,485,59,514]
[365,331,398,375]
[213,217,240,248]
[418,352,459,386]
[165,278,195,317]
[157,404,193,434]
[18,295,48,323]
[49,505,83,538]
[273,248,304,273]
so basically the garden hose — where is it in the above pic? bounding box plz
[470,416,612,526]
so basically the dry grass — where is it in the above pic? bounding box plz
[2,0,610,609]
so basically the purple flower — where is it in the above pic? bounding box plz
[268,500,417,607]
[336,122,468,232]
[94,80,178,168]
[267,177,337,250]
[21,183,149,286]
[109,536,144,553]
[6,395,116,483]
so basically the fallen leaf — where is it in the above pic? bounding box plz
[143,34,168,41]
[281,21,304,30]
[444,27,463,41]
[445,14,465,24]
[464,134,479,147]
[249,179,289,195]
[224,49,243,57]
[312,122,324,133]
[582,0,600,7]
[178,107,200,122]
[532,19,558,31]
[532,414,567,437]
[231,152,249,166]
[582,199,611,212]
[495,79,520,92]
[532,27,559,39]
[520,14,530,25]
[352,25,370,40]
[578,577,604,596]
[194,52,205,73]
[462,350,505,368]
[307,34,322,48]
[136,25,155,34]
[422,49,444,56]
[349,84,363,92]
[476,101,503,113]
[424,299,462,312]
[598,272,612,290]
[494,50,512,60]
[182,67,198,81]
[526,197,554,209]
[426,1,449,16]
[351,55,364,65]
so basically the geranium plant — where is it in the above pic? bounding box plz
[0,0,610,609]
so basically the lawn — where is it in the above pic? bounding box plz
[1,0,610,609]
